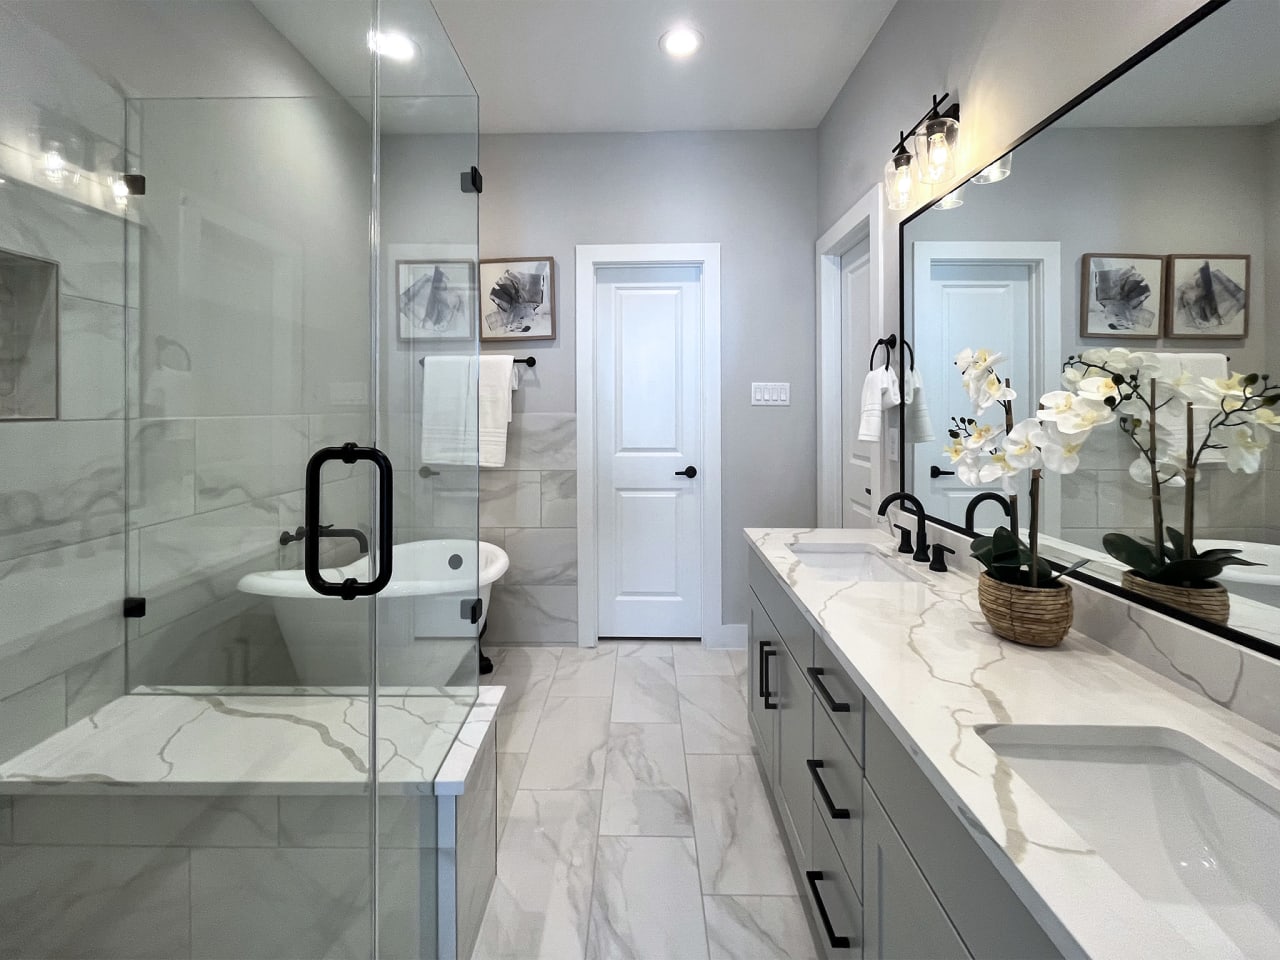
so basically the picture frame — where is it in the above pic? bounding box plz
[1165,254,1250,339]
[396,259,475,341]
[479,257,556,342]
[1079,253,1163,339]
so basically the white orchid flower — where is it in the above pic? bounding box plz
[969,372,1016,413]
[978,451,1023,495]
[1039,422,1087,474]
[1252,407,1280,434]
[1040,395,1114,434]
[943,438,971,464]
[1128,456,1185,488]
[1079,348,1111,366]
[1222,424,1269,474]
[956,456,985,486]
[1076,376,1122,405]
[1127,352,1164,378]
[961,423,996,451]
[1198,373,1249,413]
[1002,418,1044,470]
[1061,367,1084,388]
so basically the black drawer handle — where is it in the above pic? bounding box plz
[757,639,772,698]
[763,648,778,710]
[807,667,851,713]
[805,870,853,950]
[807,759,851,820]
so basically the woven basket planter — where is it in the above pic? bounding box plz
[977,572,1073,648]
[1121,571,1229,625]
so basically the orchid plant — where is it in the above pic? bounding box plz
[1062,347,1278,586]
[947,349,1110,588]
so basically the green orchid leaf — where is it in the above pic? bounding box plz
[1213,555,1264,568]
[1165,527,1186,558]
[1050,558,1090,581]
[1103,533,1162,578]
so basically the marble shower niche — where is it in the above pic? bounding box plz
[0,248,58,421]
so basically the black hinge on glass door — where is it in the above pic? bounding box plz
[304,443,393,601]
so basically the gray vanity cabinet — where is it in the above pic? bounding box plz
[862,783,971,960]
[747,549,1066,960]
[748,593,779,785]
[775,635,814,864]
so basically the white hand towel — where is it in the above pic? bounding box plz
[857,366,901,442]
[1152,352,1229,465]
[420,355,478,466]
[479,355,516,468]
[902,368,935,444]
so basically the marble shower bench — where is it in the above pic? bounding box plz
[0,685,503,960]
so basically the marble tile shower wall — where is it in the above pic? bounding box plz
[390,412,579,646]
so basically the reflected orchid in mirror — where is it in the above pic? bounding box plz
[1062,347,1278,586]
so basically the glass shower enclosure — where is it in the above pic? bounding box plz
[0,2,482,957]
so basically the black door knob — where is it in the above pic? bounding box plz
[675,466,698,478]
[930,465,956,479]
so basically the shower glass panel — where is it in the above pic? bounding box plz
[0,1,479,957]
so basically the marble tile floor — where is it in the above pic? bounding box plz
[475,641,818,960]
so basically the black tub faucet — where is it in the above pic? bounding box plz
[963,492,1013,536]
[280,524,369,555]
[877,492,929,563]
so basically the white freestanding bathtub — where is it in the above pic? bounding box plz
[238,539,509,685]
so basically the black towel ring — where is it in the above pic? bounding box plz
[869,333,898,370]
[902,337,915,371]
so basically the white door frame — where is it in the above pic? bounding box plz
[911,240,1063,536]
[576,243,724,648]
[816,184,887,527]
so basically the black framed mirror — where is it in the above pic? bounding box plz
[898,0,1280,657]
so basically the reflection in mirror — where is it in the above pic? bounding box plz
[903,0,1280,647]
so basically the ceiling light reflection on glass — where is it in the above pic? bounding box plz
[368,30,417,62]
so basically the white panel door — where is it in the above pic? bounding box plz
[596,265,702,638]
[914,259,1033,528]
[841,243,877,527]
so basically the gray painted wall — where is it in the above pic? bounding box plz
[478,130,820,630]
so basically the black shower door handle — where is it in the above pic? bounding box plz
[304,443,393,600]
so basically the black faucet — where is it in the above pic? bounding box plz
[877,492,929,563]
[280,524,369,555]
[963,492,1014,536]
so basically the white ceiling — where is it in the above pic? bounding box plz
[428,0,896,134]
[1061,0,1280,128]
[259,0,896,135]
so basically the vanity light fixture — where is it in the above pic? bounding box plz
[884,133,914,212]
[660,25,703,59]
[43,140,67,185]
[935,184,965,210]
[368,29,417,62]
[913,94,961,185]
[973,153,1012,185]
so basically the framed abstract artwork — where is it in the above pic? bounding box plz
[479,257,556,342]
[1165,255,1249,339]
[396,259,475,340]
[1079,253,1163,339]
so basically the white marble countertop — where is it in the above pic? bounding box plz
[747,528,1280,960]
[0,685,502,797]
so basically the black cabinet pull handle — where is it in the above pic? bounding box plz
[805,871,853,949]
[807,667,851,713]
[930,465,956,479]
[763,648,778,710]
[675,465,698,478]
[304,443,393,600]
[807,759,852,820]
[756,639,772,699]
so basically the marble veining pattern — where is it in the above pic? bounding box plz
[0,687,500,796]
[747,527,1280,960]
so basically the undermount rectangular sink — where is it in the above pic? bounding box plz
[785,542,925,583]
[978,724,1280,959]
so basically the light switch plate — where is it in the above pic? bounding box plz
[751,382,790,406]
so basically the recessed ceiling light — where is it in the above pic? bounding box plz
[660,26,702,59]
[368,30,417,62]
